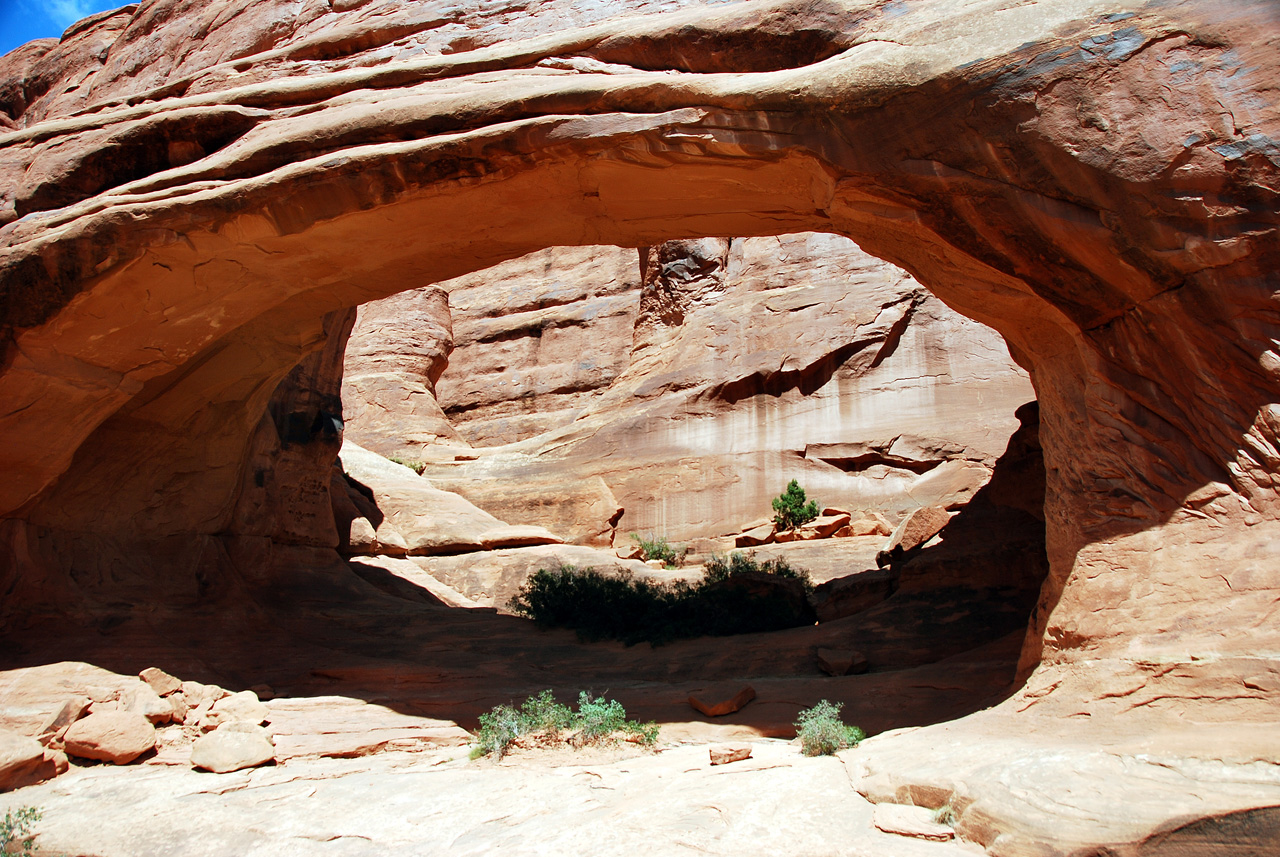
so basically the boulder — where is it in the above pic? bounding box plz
[709,743,753,766]
[838,513,893,538]
[181,682,228,707]
[347,516,379,552]
[877,506,952,567]
[735,524,776,547]
[191,724,275,773]
[202,691,269,731]
[816,648,869,677]
[125,682,175,725]
[0,731,49,791]
[689,685,756,718]
[138,667,182,697]
[63,711,156,764]
[799,514,850,539]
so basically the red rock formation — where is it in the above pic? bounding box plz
[342,286,467,455]
[1,0,1279,850]
[402,234,1031,545]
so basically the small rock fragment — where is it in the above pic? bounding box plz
[709,743,752,766]
[64,711,156,764]
[817,648,869,676]
[139,667,182,697]
[688,685,756,717]
[872,804,954,841]
[190,725,275,773]
[166,692,190,723]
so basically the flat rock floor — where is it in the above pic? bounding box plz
[5,741,977,857]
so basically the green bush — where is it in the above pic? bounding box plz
[519,688,574,733]
[0,806,42,857]
[772,479,820,531]
[631,533,683,567]
[387,455,427,475]
[794,699,866,756]
[574,692,627,742]
[470,690,659,759]
[508,554,814,646]
[703,552,813,593]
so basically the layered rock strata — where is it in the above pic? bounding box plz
[1,0,1279,852]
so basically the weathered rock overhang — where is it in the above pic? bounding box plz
[0,0,1277,711]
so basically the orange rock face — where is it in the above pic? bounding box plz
[1,0,1279,851]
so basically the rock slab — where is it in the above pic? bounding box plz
[709,743,753,766]
[871,804,954,842]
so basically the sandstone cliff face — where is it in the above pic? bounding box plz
[342,286,466,456]
[2,0,1279,851]
[367,233,1034,546]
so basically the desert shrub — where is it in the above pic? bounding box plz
[772,479,820,531]
[519,689,574,733]
[387,455,427,475]
[631,533,683,567]
[470,690,658,759]
[0,806,42,857]
[473,702,526,759]
[508,553,814,646]
[794,699,866,756]
[574,692,628,742]
[933,804,959,827]
[703,552,813,593]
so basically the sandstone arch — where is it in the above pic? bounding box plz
[1,0,1279,847]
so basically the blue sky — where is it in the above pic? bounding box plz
[1,0,126,57]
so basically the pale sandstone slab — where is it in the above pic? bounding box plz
[264,697,471,761]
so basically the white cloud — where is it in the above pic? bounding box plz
[25,0,98,29]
